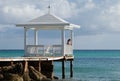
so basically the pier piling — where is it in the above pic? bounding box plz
[38,60,41,72]
[70,60,73,78]
[62,60,65,79]
[24,61,28,73]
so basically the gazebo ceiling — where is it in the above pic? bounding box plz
[16,13,80,30]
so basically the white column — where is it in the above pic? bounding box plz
[34,29,38,45]
[24,27,27,56]
[70,30,73,44]
[70,30,73,54]
[61,29,65,56]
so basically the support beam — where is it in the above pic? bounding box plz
[62,60,65,79]
[70,60,73,78]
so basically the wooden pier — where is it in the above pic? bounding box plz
[0,56,74,79]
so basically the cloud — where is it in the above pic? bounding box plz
[99,3,120,32]
[1,0,120,35]
[0,0,79,24]
[80,0,96,13]
[73,0,120,35]
[0,0,79,30]
[1,3,45,24]
[2,0,120,34]
[51,0,79,18]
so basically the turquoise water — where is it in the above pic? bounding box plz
[1,50,120,81]
[0,50,24,57]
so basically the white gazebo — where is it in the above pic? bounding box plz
[16,13,80,57]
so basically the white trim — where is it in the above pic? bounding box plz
[26,26,65,30]
[16,23,69,27]
[65,24,80,29]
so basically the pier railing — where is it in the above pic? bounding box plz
[26,45,73,57]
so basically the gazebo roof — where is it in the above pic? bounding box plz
[30,13,69,24]
[16,13,80,30]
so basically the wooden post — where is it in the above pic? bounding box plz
[38,60,41,72]
[62,60,65,79]
[24,61,28,72]
[70,60,73,78]
[11,61,14,66]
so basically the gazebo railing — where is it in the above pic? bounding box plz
[26,45,44,57]
[25,45,73,57]
[64,45,73,56]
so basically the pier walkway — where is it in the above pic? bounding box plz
[0,56,74,61]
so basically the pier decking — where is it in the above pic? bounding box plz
[0,56,74,61]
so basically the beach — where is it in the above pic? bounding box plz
[1,50,120,81]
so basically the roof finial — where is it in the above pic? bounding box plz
[48,5,51,13]
[48,0,51,13]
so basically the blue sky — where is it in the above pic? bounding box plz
[0,0,120,49]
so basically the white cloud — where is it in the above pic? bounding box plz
[0,0,79,24]
[0,0,79,32]
[74,0,120,35]
[1,4,45,23]
[3,5,41,18]
[84,0,95,10]
[51,0,79,18]
[78,0,96,13]
[97,3,120,32]
[108,5,120,15]
[1,0,120,34]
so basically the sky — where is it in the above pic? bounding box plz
[0,0,120,49]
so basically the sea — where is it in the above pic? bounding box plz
[1,50,120,81]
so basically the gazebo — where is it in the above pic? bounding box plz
[16,13,80,57]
